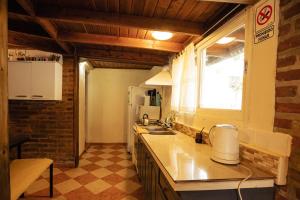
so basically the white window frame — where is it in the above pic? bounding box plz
[195,11,249,121]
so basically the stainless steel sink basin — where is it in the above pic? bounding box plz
[148,131,176,135]
[145,127,169,132]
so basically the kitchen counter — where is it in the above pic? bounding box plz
[134,124,275,191]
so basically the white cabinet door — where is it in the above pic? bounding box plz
[8,62,31,99]
[31,62,55,100]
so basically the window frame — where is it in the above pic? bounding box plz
[195,11,248,121]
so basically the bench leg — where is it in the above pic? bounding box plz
[50,163,53,198]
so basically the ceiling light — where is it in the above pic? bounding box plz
[216,37,236,44]
[152,31,173,41]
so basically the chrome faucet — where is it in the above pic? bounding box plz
[162,111,176,128]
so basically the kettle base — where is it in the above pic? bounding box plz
[211,155,240,165]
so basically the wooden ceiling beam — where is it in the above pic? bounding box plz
[16,0,73,54]
[59,32,183,53]
[77,48,169,66]
[36,6,204,36]
[198,0,256,4]
[8,30,64,53]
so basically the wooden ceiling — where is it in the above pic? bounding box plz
[7,0,252,69]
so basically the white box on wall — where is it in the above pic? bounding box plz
[8,61,62,100]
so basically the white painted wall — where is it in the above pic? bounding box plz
[166,0,279,134]
[87,68,149,143]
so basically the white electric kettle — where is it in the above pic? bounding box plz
[209,124,240,165]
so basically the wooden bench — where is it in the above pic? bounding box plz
[10,159,53,200]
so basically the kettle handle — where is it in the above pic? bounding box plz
[208,125,216,146]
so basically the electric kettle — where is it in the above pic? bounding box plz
[209,124,240,165]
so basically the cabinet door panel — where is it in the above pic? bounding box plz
[8,62,31,99]
[31,62,55,99]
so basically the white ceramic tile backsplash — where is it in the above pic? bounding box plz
[239,128,292,157]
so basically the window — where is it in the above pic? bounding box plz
[199,26,245,110]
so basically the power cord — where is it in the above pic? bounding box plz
[238,165,253,200]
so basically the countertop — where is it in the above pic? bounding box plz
[134,124,275,191]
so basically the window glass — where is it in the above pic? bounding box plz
[199,27,245,110]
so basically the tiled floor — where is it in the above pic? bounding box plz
[20,144,143,200]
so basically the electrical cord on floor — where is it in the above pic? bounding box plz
[237,165,253,200]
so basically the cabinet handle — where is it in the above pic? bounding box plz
[32,95,44,98]
[15,95,27,98]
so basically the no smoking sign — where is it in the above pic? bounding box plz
[254,0,275,44]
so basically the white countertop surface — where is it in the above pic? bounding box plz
[135,124,274,191]
[142,132,273,182]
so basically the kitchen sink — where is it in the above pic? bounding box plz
[145,127,170,132]
[148,131,176,135]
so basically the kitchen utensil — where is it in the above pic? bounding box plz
[209,124,240,164]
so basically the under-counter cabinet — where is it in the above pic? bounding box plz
[8,61,62,100]
[136,136,275,200]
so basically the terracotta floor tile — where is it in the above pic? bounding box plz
[99,153,114,159]
[117,160,133,167]
[102,174,125,185]
[64,168,88,178]
[95,159,114,167]
[116,168,137,178]
[87,156,103,163]
[74,173,99,185]
[78,159,92,167]
[21,145,144,200]
[84,179,112,194]
[108,156,124,163]
[97,187,127,200]
[64,186,99,200]
[110,150,123,155]
[91,150,105,155]
[54,179,81,194]
[53,173,71,185]
[91,168,113,178]
[106,164,125,172]
[81,163,101,172]
[115,180,141,194]
[27,187,61,199]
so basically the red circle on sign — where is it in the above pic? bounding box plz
[257,5,272,25]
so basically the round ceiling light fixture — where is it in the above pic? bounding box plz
[152,31,173,40]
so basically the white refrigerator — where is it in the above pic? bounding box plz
[127,86,147,153]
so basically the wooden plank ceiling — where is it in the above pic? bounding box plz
[8,0,248,69]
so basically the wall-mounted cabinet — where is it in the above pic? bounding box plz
[8,61,62,100]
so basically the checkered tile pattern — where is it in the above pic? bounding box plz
[20,144,143,200]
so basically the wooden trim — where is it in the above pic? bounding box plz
[77,48,169,66]
[58,32,183,53]
[73,52,80,168]
[198,0,256,4]
[36,7,204,36]
[0,0,10,199]
[16,0,73,54]
[8,30,64,53]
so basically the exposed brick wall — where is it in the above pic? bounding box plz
[274,0,300,199]
[9,57,76,167]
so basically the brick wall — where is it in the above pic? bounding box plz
[9,57,76,167]
[274,0,300,199]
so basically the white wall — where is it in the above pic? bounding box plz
[87,68,149,143]
[167,0,279,134]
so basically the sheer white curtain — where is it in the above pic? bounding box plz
[171,43,197,113]
[171,52,184,111]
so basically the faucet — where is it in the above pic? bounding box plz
[162,111,176,128]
